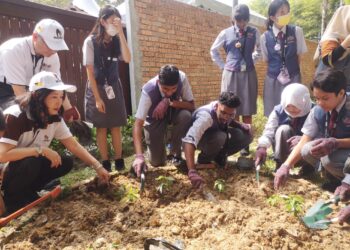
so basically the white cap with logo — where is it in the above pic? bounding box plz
[29,71,77,93]
[34,18,69,51]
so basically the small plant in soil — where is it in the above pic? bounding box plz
[156,176,175,194]
[214,179,226,193]
[267,194,304,216]
[115,185,139,203]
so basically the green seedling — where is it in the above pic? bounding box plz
[214,179,226,193]
[115,185,139,203]
[267,194,304,216]
[156,176,175,194]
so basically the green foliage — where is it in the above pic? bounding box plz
[248,0,350,40]
[252,97,267,138]
[115,184,139,203]
[156,176,175,194]
[49,138,66,155]
[214,179,226,193]
[60,167,95,187]
[267,194,304,216]
[121,115,136,156]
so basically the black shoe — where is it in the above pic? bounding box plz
[102,160,112,172]
[167,155,183,166]
[321,181,341,192]
[299,164,315,177]
[197,153,211,165]
[214,151,227,168]
[321,172,341,192]
[115,158,125,171]
[240,146,250,156]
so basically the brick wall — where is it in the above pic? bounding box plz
[134,0,317,107]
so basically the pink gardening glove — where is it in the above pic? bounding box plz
[274,163,291,190]
[152,98,170,120]
[188,169,204,189]
[287,135,301,151]
[337,206,350,224]
[132,154,148,177]
[255,147,267,166]
[334,182,350,201]
[310,138,338,158]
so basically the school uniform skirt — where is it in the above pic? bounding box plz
[85,79,127,128]
[263,73,301,117]
[221,69,258,116]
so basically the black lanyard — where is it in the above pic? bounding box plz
[235,27,247,57]
[271,26,288,65]
[31,54,44,75]
[26,40,44,75]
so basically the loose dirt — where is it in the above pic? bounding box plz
[2,164,350,249]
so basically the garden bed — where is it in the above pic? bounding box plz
[2,163,350,249]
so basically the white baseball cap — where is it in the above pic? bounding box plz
[29,71,77,93]
[34,19,69,51]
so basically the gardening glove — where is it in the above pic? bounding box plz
[274,163,291,190]
[334,182,350,201]
[238,122,253,137]
[337,206,350,224]
[255,146,267,166]
[188,169,204,189]
[287,135,301,150]
[132,154,148,177]
[310,137,338,158]
[63,106,80,122]
[152,98,170,120]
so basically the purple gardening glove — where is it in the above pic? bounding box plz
[287,135,301,151]
[310,137,338,158]
[239,123,253,136]
[274,163,291,190]
[188,169,204,189]
[334,182,350,201]
[255,147,267,166]
[337,206,350,224]
[132,154,148,177]
[152,98,170,120]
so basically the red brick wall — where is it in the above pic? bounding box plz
[134,0,317,107]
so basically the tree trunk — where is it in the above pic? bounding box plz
[321,0,328,35]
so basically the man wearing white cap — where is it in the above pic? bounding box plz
[0,18,79,121]
[0,71,109,215]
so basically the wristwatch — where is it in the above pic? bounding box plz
[36,146,43,157]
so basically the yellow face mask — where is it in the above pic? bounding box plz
[276,13,291,27]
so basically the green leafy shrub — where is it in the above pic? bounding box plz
[214,179,226,193]
[156,176,175,194]
[115,184,139,203]
[267,194,304,216]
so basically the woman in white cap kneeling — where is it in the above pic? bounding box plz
[0,71,110,215]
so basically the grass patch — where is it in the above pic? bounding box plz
[60,166,95,187]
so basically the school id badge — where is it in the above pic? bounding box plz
[240,60,247,72]
[277,67,291,85]
[104,84,115,99]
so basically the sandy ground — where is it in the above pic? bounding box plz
[2,164,350,250]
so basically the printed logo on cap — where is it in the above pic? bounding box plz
[54,29,63,40]
[53,73,61,82]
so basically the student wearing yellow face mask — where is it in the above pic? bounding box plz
[260,0,307,117]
